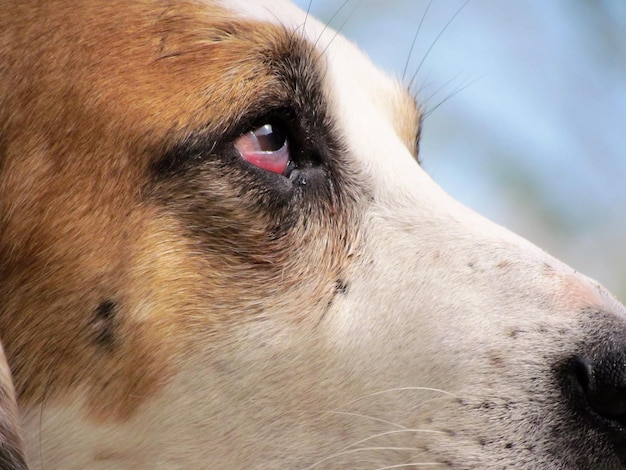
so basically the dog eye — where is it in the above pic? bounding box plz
[234,121,290,175]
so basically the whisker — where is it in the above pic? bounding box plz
[344,386,459,407]
[408,0,471,89]
[313,0,351,51]
[322,410,409,430]
[374,463,445,469]
[301,0,314,39]
[407,394,457,414]
[316,0,361,61]
[307,446,422,469]
[306,428,444,469]
[422,75,484,119]
[344,429,446,448]
[306,429,446,469]
[418,72,464,107]
[402,0,434,81]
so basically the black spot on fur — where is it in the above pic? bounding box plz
[91,299,118,351]
[334,279,348,295]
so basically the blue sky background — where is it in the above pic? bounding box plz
[293,0,626,300]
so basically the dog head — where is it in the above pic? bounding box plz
[1,1,625,468]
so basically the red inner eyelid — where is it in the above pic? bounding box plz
[234,131,290,175]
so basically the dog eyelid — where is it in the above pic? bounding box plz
[234,122,291,175]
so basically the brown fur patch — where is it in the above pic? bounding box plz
[0,0,359,423]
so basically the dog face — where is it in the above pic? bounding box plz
[1,1,625,468]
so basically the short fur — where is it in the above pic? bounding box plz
[0,1,625,468]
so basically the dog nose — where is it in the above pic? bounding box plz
[562,326,626,465]
[574,350,626,424]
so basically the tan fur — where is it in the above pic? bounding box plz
[0,0,354,422]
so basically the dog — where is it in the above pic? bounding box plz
[1,1,625,468]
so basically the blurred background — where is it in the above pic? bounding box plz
[293,0,626,301]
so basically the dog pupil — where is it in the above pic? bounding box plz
[253,123,286,152]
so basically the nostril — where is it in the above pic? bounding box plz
[574,352,626,424]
